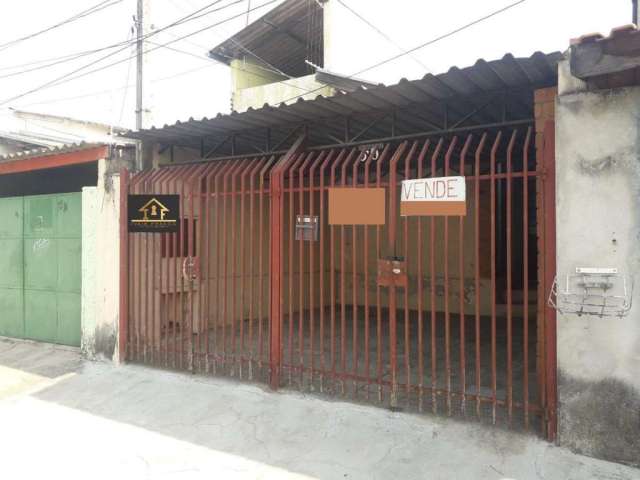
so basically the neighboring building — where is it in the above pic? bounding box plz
[0,126,136,360]
[208,0,377,113]
[0,109,127,158]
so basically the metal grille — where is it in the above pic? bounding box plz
[271,128,548,433]
[126,157,275,381]
[123,125,554,436]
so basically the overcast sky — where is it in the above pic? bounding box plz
[0,0,630,130]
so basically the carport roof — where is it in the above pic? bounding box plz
[0,141,104,162]
[124,50,563,150]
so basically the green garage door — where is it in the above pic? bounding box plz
[0,193,82,346]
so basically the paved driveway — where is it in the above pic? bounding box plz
[0,338,637,480]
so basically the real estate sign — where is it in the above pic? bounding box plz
[128,194,180,233]
[400,176,466,216]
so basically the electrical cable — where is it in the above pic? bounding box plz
[336,0,432,72]
[0,0,281,107]
[0,0,124,53]
[117,30,136,126]
[16,64,220,109]
[0,0,243,79]
[277,0,528,105]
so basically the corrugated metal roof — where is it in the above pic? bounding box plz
[0,141,104,162]
[125,50,563,152]
[209,0,323,78]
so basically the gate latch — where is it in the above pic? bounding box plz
[182,256,200,281]
[377,257,408,287]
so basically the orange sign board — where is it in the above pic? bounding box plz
[400,176,466,216]
[328,187,386,225]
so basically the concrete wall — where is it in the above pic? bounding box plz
[232,74,335,113]
[555,58,640,466]
[231,57,286,92]
[81,159,121,362]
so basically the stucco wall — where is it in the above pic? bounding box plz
[555,59,640,466]
[81,159,121,362]
[232,74,335,113]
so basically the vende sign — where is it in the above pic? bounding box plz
[400,176,466,216]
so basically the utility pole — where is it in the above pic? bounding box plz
[634,0,639,25]
[135,0,151,131]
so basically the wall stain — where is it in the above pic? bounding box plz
[94,323,116,361]
[559,370,640,467]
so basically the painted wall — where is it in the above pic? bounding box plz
[231,57,286,92]
[232,73,335,113]
[81,159,121,362]
[555,58,640,466]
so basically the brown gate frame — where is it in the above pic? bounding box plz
[118,122,558,440]
[539,119,557,441]
[268,135,307,390]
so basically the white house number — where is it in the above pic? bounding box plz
[359,147,381,162]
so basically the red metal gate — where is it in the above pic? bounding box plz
[123,155,276,382]
[121,124,556,437]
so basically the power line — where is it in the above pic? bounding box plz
[14,28,317,112]
[16,64,220,109]
[0,0,124,53]
[151,38,312,93]
[335,0,431,72]
[357,0,527,77]
[0,0,282,107]
[278,0,528,105]
[118,31,136,126]
[146,40,214,63]
[0,0,243,80]
[0,0,243,106]
[167,0,298,79]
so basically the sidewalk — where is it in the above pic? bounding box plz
[0,338,637,480]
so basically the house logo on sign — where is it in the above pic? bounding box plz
[128,194,180,233]
[138,198,170,222]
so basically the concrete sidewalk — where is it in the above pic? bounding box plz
[0,338,637,480]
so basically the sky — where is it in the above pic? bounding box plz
[0,0,631,131]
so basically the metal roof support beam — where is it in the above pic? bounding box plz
[271,124,304,151]
[204,133,233,158]
[306,118,534,151]
[350,112,389,143]
[450,93,502,130]
[344,116,351,143]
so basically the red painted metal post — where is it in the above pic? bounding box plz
[270,136,306,390]
[459,135,472,415]
[506,130,517,425]
[474,134,487,418]
[388,141,408,408]
[403,142,418,397]
[430,139,444,414]
[522,127,532,430]
[119,168,130,362]
[490,131,503,424]
[444,137,457,416]
[416,140,429,411]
